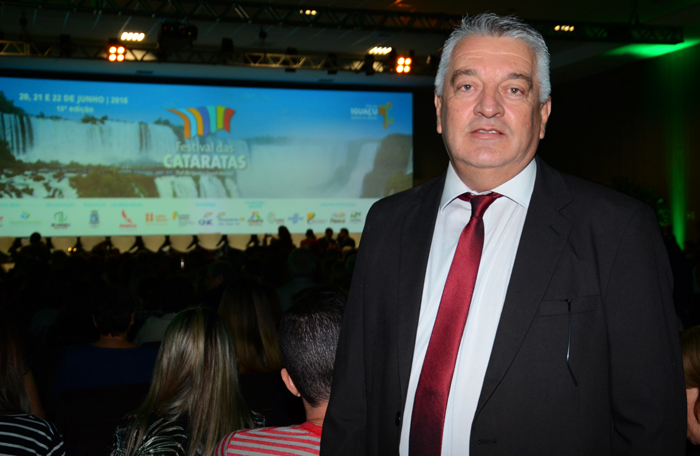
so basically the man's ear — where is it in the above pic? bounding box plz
[281,368,301,397]
[129,312,135,327]
[92,316,97,329]
[539,97,552,139]
[434,92,443,134]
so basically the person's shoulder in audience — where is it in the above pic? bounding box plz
[0,414,65,456]
[215,422,321,456]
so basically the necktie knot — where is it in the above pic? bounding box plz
[459,192,502,219]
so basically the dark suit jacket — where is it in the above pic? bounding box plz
[321,157,686,456]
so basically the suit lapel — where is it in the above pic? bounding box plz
[396,175,444,402]
[475,157,573,416]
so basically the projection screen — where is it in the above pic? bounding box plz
[0,76,413,237]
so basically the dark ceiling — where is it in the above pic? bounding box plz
[2,0,700,86]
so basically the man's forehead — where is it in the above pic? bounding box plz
[449,35,536,70]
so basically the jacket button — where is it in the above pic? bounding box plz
[395,412,401,426]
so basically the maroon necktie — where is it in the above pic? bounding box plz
[409,192,501,456]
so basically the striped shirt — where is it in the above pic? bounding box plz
[215,422,321,456]
[0,414,65,456]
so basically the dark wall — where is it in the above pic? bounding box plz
[540,47,700,245]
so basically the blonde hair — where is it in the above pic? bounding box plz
[124,307,253,456]
[682,326,700,420]
[219,279,283,374]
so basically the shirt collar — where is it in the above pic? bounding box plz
[440,158,537,213]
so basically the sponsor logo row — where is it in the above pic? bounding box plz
[0,210,363,231]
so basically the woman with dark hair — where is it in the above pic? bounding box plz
[219,279,283,375]
[111,307,254,456]
[263,226,295,255]
[0,307,65,456]
[219,279,285,418]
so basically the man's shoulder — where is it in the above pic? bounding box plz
[367,174,445,221]
[537,159,651,222]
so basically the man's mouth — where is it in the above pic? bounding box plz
[475,129,501,134]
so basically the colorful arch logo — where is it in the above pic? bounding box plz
[167,106,236,139]
[378,102,394,129]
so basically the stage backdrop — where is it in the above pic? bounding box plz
[0,76,413,237]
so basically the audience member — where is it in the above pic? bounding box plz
[219,279,284,417]
[336,228,356,250]
[263,226,296,262]
[0,307,65,456]
[134,276,194,346]
[277,248,317,312]
[317,228,336,252]
[683,327,700,455]
[216,289,346,456]
[300,229,322,257]
[19,232,51,263]
[111,307,254,456]
[53,284,158,398]
[201,260,238,311]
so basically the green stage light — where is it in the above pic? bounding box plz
[606,39,700,59]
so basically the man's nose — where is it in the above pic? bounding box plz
[474,87,504,117]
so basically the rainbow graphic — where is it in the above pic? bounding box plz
[378,102,394,129]
[167,106,236,139]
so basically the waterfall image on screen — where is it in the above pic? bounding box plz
[0,77,413,236]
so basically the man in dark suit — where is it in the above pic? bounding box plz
[321,13,686,456]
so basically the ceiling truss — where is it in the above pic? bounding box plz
[0,39,427,75]
[1,0,684,44]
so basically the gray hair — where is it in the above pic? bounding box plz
[435,13,551,103]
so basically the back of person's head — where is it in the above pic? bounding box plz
[161,275,195,314]
[287,247,316,279]
[127,307,252,456]
[0,308,30,415]
[29,232,42,245]
[135,275,164,311]
[93,284,134,336]
[207,260,236,284]
[682,326,700,419]
[279,289,346,407]
[219,279,282,374]
[225,249,246,273]
[278,225,292,242]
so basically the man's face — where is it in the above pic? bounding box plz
[435,35,551,188]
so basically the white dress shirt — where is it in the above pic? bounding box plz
[399,158,537,456]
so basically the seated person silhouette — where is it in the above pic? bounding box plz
[53,284,158,398]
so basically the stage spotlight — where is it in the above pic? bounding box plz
[121,32,145,42]
[107,38,126,62]
[395,50,414,74]
[369,46,392,55]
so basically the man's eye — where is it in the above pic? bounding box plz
[509,87,522,95]
[460,84,472,91]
